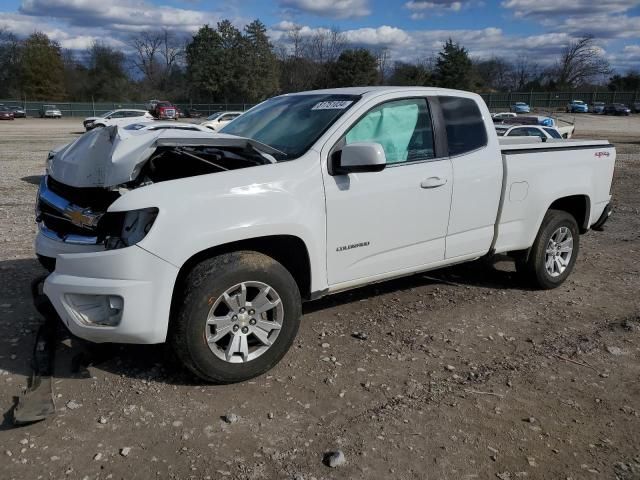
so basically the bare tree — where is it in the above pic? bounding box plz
[130,30,185,91]
[306,27,346,64]
[375,47,391,84]
[553,35,611,87]
[130,31,162,83]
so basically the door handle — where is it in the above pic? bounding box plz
[420,177,447,188]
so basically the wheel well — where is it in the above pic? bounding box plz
[172,235,312,306]
[549,195,590,233]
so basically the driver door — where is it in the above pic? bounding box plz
[322,97,453,286]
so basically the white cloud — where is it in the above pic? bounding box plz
[501,0,637,17]
[405,0,465,18]
[279,0,371,19]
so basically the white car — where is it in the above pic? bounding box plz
[83,109,153,131]
[37,87,615,383]
[496,124,563,140]
[200,111,243,131]
[123,121,210,133]
[492,112,517,121]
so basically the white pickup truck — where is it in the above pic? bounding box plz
[36,87,615,383]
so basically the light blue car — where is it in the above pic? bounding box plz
[511,102,531,113]
[567,100,588,113]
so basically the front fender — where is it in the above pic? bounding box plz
[108,152,328,292]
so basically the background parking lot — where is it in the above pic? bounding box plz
[0,115,639,479]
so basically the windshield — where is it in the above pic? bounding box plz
[220,94,360,159]
[206,112,223,120]
[101,110,115,118]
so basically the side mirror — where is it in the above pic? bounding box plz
[330,142,386,175]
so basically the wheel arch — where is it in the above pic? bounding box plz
[169,234,313,322]
[548,194,591,233]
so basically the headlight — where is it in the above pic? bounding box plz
[104,207,158,250]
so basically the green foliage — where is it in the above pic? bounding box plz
[327,48,378,87]
[87,42,129,101]
[20,32,66,100]
[186,20,279,102]
[388,61,431,86]
[608,71,640,91]
[434,39,472,90]
[0,29,22,98]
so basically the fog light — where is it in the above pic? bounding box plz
[64,294,123,326]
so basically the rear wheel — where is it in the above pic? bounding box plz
[170,251,302,383]
[516,210,579,289]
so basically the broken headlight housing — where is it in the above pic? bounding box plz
[104,207,159,250]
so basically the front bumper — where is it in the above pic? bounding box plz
[44,246,179,344]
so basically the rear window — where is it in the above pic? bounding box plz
[439,96,487,156]
[543,128,562,139]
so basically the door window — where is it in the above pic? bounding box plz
[507,128,527,136]
[344,98,435,164]
[439,96,487,156]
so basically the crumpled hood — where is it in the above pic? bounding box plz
[48,125,280,188]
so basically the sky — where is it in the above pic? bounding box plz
[1,0,639,73]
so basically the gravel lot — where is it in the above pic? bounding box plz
[1,115,639,480]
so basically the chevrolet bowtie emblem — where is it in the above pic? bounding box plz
[63,206,101,229]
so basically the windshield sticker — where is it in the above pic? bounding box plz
[311,101,353,110]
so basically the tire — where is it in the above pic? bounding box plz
[170,251,302,383]
[516,209,580,289]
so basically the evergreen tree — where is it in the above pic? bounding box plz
[20,32,66,100]
[186,25,223,101]
[244,20,279,102]
[327,48,378,87]
[434,39,472,90]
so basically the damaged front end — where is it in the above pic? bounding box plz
[36,125,279,263]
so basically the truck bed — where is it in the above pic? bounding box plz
[494,137,615,255]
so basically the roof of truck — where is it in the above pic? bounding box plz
[284,86,475,97]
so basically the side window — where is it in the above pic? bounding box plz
[507,128,527,137]
[544,128,562,139]
[526,127,545,139]
[344,98,435,164]
[439,96,487,156]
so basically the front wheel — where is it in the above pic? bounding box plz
[516,210,580,289]
[170,251,302,383]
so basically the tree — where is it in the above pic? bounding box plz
[608,70,640,91]
[388,61,431,86]
[327,48,378,87]
[244,20,279,102]
[216,20,249,102]
[434,39,472,89]
[0,28,22,98]
[86,42,130,100]
[20,32,66,100]
[186,25,223,100]
[552,35,611,88]
[130,29,185,93]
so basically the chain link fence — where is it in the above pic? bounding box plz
[0,100,257,118]
[2,92,639,117]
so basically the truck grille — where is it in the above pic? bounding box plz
[36,176,121,244]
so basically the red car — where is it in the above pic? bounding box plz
[151,101,177,120]
[0,106,15,120]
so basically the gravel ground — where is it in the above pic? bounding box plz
[0,116,639,480]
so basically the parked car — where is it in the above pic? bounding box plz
[566,100,588,113]
[39,105,62,118]
[8,105,27,118]
[123,121,210,132]
[37,86,616,383]
[184,108,203,118]
[83,109,153,131]
[0,106,15,120]
[500,115,574,138]
[632,102,640,113]
[510,102,531,113]
[150,101,178,120]
[200,111,243,131]
[604,103,631,115]
[492,112,517,122]
[495,124,563,140]
[591,102,605,114]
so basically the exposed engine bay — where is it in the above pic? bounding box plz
[37,126,277,252]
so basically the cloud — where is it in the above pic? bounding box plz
[279,0,371,19]
[405,0,465,19]
[19,0,220,32]
[501,0,637,17]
